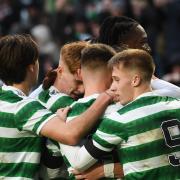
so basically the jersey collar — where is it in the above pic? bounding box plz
[2,85,27,97]
[135,91,159,100]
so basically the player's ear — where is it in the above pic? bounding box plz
[57,66,63,75]
[28,63,36,73]
[131,74,141,87]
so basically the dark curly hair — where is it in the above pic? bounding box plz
[97,16,138,48]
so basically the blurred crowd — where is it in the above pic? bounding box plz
[0,0,180,87]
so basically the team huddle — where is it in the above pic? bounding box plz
[0,16,180,180]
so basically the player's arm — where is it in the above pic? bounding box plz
[151,78,180,98]
[60,142,124,179]
[59,115,124,171]
[73,162,123,180]
[40,92,112,145]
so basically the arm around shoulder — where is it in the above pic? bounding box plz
[40,92,112,145]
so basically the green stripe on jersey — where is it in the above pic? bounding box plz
[119,139,180,164]
[0,87,22,103]
[0,112,14,128]
[0,162,39,179]
[38,89,50,103]
[93,134,116,149]
[50,96,74,112]
[126,165,180,180]
[118,96,176,115]
[68,99,95,117]
[37,88,74,112]
[0,137,41,152]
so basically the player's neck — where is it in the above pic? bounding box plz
[133,84,152,100]
[83,80,109,97]
[12,81,31,96]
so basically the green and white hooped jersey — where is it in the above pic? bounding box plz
[60,94,122,179]
[37,86,74,113]
[0,85,56,179]
[36,86,75,156]
[90,92,180,180]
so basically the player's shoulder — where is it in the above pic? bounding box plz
[70,94,99,107]
[104,102,123,116]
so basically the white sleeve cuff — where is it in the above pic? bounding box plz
[104,163,114,178]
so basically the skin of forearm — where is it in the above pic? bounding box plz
[74,162,124,179]
[114,162,124,178]
[95,162,124,179]
[40,92,112,145]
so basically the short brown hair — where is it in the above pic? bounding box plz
[81,43,116,70]
[109,49,155,82]
[60,41,88,74]
[0,34,39,85]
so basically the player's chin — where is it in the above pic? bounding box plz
[113,95,120,103]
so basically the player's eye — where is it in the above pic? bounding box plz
[113,77,120,82]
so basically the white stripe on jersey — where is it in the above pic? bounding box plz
[0,100,20,113]
[121,128,163,149]
[0,177,32,180]
[92,140,113,152]
[36,114,57,135]
[0,127,36,138]
[29,84,43,98]
[123,151,180,175]
[107,100,179,124]
[22,109,54,132]
[103,103,123,116]
[96,130,123,145]
[0,152,40,164]
[46,93,69,110]
[60,144,97,171]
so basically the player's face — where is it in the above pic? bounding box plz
[135,25,151,52]
[110,65,134,105]
[57,59,84,99]
[134,25,151,52]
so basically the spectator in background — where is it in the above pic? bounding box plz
[129,0,164,76]
[1,0,179,86]
[51,0,75,46]
[74,17,91,41]
[153,0,180,65]
[31,24,59,87]
[0,0,21,36]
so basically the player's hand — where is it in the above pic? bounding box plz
[56,106,71,121]
[72,163,104,180]
[105,89,119,103]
